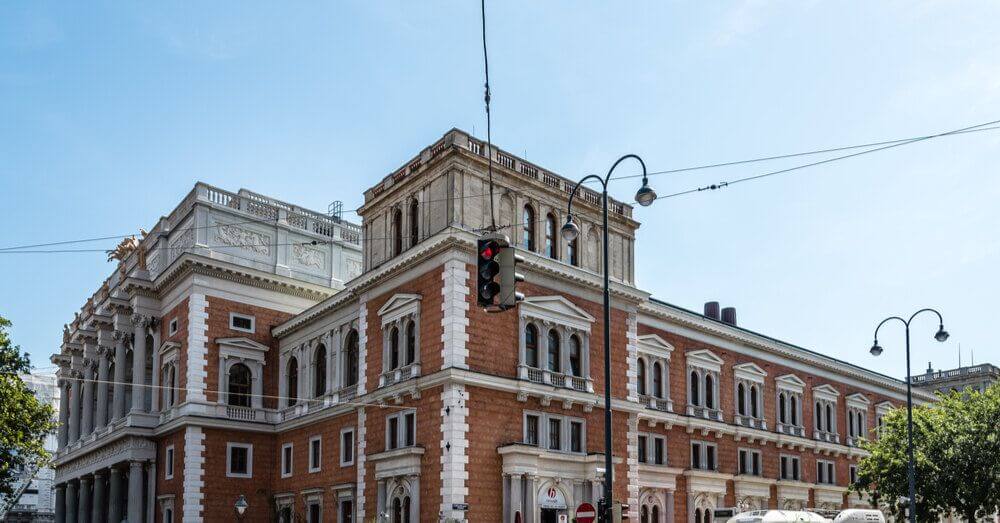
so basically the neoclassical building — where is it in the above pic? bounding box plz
[50,129,931,523]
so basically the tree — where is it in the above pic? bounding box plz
[854,384,1000,522]
[0,315,56,504]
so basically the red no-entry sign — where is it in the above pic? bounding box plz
[575,502,597,523]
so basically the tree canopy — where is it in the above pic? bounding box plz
[854,383,1000,522]
[0,315,57,504]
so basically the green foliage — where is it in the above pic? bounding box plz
[0,315,57,504]
[854,384,1000,522]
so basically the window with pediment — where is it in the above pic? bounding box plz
[216,337,268,412]
[686,349,723,421]
[812,384,840,444]
[734,363,767,430]
[635,334,673,412]
[775,374,805,437]
[378,294,421,388]
[875,401,893,438]
[846,393,870,446]
[159,342,180,410]
[518,296,594,392]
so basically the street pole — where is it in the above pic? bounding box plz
[563,155,657,521]
[870,308,949,523]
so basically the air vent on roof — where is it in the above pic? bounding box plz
[721,307,737,326]
[704,301,720,320]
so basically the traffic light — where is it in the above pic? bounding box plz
[498,243,524,309]
[477,234,503,307]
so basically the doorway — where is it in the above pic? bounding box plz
[540,508,561,523]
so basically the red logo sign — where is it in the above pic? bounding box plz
[575,502,597,523]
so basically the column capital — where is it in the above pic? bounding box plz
[112,329,130,342]
[96,344,114,357]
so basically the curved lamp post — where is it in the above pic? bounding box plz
[562,154,656,518]
[870,308,949,523]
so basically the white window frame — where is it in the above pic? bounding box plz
[229,312,256,333]
[817,459,835,485]
[517,296,595,388]
[849,464,858,485]
[281,443,293,478]
[738,448,762,476]
[340,427,356,466]
[385,409,416,451]
[308,436,322,473]
[305,496,323,523]
[522,410,587,455]
[637,432,667,466]
[780,454,801,481]
[168,318,178,336]
[690,440,717,471]
[226,442,254,478]
[164,445,175,480]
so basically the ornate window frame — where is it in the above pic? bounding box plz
[875,401,893,437]
[812,384,840,443]
[845,392,870,446]
[734,362,767,430]
[518,296,595,392]
[636,334,674,412]
[686,349,724,421]
[775,374,806,437]
[159,342,180,411]
[216,337,269,410]
[226,442,254,478]
[377,294,422,388]
[521,410,587,455]
[280,442,293,478]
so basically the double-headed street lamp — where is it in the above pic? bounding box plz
[870,308,949,523]
[562,154,656,519]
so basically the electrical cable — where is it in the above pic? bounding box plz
[481,0,498,231]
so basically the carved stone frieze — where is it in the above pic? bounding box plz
[292,243,325,269]
[215,223,271,256]
[54,436,157,482]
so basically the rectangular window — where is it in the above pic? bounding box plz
[850,464,858,485]
[525,415,539,446]
[307,502,321,523]
[739,449,762,476]
[653,437,665,465]
[691,442,701,469]
[281,443,293,477]
[340,428,355,466]
[570,421,583,453]
[339,499,354,523]
[789,456,800,480]
[309,436,322,473]
[404,412,416,447]
[388,416,399,450]
[548,418,562,451]
[706,444,716,470]
[165,446,175,480]
[229,313,255,333]
[168,318,178,336]
[638,435,648,463]
[226,443,253,478]
[386,410,416,450]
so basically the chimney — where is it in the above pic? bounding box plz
[927,361,934,374]
[704,301,720,320]
[721,307,737,326]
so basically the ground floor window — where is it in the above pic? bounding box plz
[339,499,354,523]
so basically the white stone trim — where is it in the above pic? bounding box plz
[165,445,175,480]
[626,413,640,521]
[846,392,871,408]
[734,362,767,382]
[182,426,205,522]
[519,295,595,332]
[355,408,367,523]
[225,442,253,478]
[686,349,724,372]
[637,333,674,360]
[186,294,209,403]
[776,374,806,393]
[813,384,840,402]
[308,436,322,473]
[357,302,368,395]
[377,293,422,327]
[281,442,293,478]
[340,427,356,467]
[441,260,470,369]
[626,314,640,402]
[228,312,256,334]
[439,383,469,520]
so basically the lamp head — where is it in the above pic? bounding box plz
[561,216,580,241]
[869,340,883,357]
[934,325,950,342]
[635,178,657,207]
[234,495,248,515]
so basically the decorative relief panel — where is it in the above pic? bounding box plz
[168,228,195,264]
[215,223,271,256]
[292,243,325,269]
[346,258,363,280]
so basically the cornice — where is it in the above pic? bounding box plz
[152,253,336,303]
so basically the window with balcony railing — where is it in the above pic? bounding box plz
[518,299,593,393]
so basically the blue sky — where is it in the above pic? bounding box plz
[2,1,998,377]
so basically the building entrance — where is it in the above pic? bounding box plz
[540,508,561,523]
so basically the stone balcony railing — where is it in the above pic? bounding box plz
[776,422,805,437]
[638,394,673,413]
[519,365,592,392]
[379,363,421,388]
[734,414,768,431]
[814,430,840,444]
[687,404,724,422]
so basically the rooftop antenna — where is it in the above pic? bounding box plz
[958,343,962,368]
[328,201,343,222]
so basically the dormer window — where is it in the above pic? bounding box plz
[686,349,723,420]
[734,362,767,430]
[776,374,806,437]
[518,296,594,392]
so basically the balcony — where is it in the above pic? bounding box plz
[379,363,421,388]
[520,365,593,392]
[814,430,840,444]
[686,404,724,422]
[846,436,866,447]
[734,415,768,431]
[638,394,673,413]
[776,423,805,437]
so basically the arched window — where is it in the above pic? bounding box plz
[637,359,647,396]
[408,199,419,248]
[547,330,561,373]
[162,365,176,408]
[651,505,659,522]
[525,324,539,368]
[392,498,402,523]
[287,357,298,406]
[568,237,578,266]
[344,330,359,387]
[569,335,582,377]
[779,393,787,424]
[695,509,702,523]
[313,344,327,398]
[641,505,649,523]
[690,371,700,405]
[857,412,864,434]
[750,385,759,418]
[816,402,823,431]
[849,411,855,436]
[652,362,663,398]
[791,396,798,425]
[737,383,747,415]
[825,404,833,431]
[392,208,403,256]
[545,213,557,258]
[406,320,416,365]
[390,327,400,370]
[522,205,536,251]
[704,509,712,523]
[403,497,411,523]
[227,363,252,407]
[705,374,714,409]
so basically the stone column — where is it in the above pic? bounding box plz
[107,468,123,523]
[68,371,81,443]
[92,471,106,523]
[127,461,144,523]
[510,474,523,523]
[58,380,70,448]
[81,361,95,437]
[65,481,78,523]
[78,476,92,523]
[666,490,675,523]
[112,330,127,421]
[408,475,420,523]
[95,350,110,429]
[55,484,66,523]
[131,315,149,414]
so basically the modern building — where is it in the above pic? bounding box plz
[50,129,933,523]
[3,374,60,523]
[912,362,999,395]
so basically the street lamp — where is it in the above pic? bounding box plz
[234,494,248,520]
[870,308,949,523]
[563,154,655,520]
